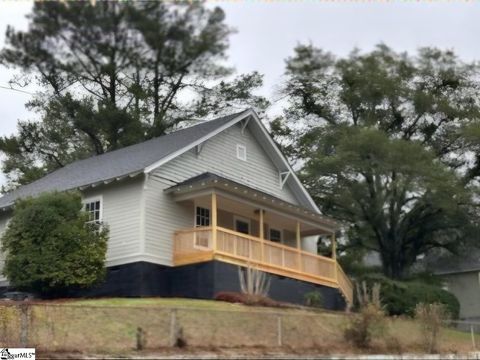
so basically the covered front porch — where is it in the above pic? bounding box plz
[165,174,353,305]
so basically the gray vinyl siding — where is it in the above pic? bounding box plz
[83,177,143,263]
[0,177,143,279]
[156,124,298,203]
[442,272,480,319]
[144,123,302,265]
[0,214,10,282]
[143,175,193,264]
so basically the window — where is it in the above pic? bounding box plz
[195,207,210,227]
[269,228,282,243]
[84,198,102,224]
[236,144,247,161]
[234,216,250,234]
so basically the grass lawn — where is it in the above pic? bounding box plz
[66,297,337,315]
[70,297,248,309]
[70,297,285,310]
[1,297,475,355]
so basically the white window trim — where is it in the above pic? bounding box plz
[236,144,247,161]
[193,203,211,228]
[233,215,251,235]
[269,227,283,243]
[193,202,211,249]
[82,195,103,223]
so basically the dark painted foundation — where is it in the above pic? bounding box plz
[84,261,346,310]
[3,261,347,310]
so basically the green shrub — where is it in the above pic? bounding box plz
[406,272,444,287]
[2,191,108,297]
[358,274,459,319]
[304,291,323,308]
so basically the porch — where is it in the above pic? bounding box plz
[166,174,353,305]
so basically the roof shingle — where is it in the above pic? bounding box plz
[0,110,248,209]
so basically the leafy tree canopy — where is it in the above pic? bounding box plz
[275,44,480,279]
[0,1,268,189]
[1,191,108,296]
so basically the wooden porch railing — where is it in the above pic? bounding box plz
[336,262,354,306]
[173,226,354,305]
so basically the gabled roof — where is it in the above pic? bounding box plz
[0,110,248,209]
[426,249,480,276]
[0,109,320,213]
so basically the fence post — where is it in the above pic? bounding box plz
[170,309,177,347]
[136,327,146,350]
[277,315,282,347]
[471,324,476,351]
[19,304,29,347]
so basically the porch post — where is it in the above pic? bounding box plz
[211,192,217,251]
[296,221,302,271]
[332,232,338,281]
[331,232,336,260]
[259,209,264,262]
[259,209,264,239]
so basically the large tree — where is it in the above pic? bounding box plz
[275,44,480,279]
[0,1,267,189]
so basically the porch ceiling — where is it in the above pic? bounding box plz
[164,172,340,233]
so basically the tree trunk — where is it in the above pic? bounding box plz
[380,247,406,280]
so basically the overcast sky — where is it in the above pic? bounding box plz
[0,1,479,184]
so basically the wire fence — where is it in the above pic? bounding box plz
[447,320,480,351]
[1,302,478,354]
[0,303,345,353]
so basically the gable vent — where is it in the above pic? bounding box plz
[236,144,247,161]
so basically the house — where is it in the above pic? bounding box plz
[428,251,480,322]
[0,109,353,309]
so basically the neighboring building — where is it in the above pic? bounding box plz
[0,109,352,309]
[429,252,480,321]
